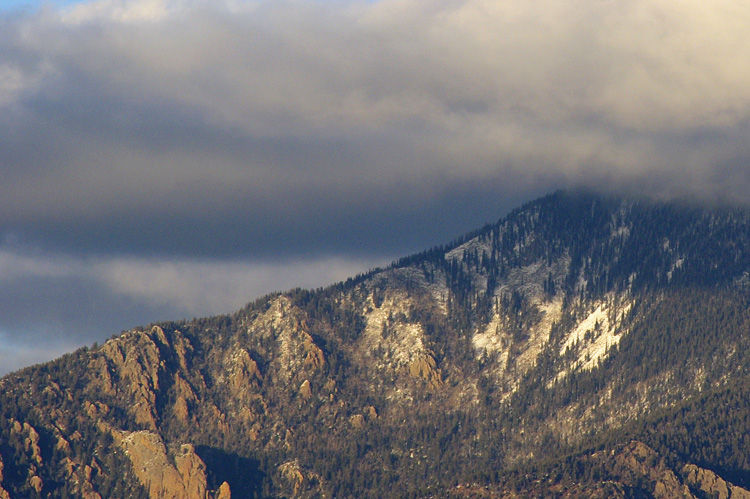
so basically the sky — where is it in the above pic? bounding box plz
[1,0,749,374]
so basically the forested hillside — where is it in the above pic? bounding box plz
[3,190,750,498]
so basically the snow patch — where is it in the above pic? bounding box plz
[560,300,632,373]
[667,258,684,281]
[370,266,450,314]
[472,296,563,398]
[361,291,428,370]
[445,236,492,263]
[495,256,570,304]
[514,298,563,373]
[610,225,631,240]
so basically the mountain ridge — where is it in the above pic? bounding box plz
[3,189,750,497]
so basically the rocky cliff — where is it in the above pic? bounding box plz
[3,190,750,497]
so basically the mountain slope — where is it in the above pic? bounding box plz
[3,190,750,498]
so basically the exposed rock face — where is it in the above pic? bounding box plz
[0,455,9,499]
[222,345,266,428]
[172,373,197,423]
[89,325,204,431]
[119,431,208,499]
[91,327,166,429]
[29,475,43,493]
[175,444,208,499]
[23,422,43,466]
[684,464,730,499]
[227,348,261,394]
[278,460,305,497]
[6,416,106,498]
[365,405,378,420]
[248,297,326,382]
[349,414,365,429]
[277,460,326,499]
[60,458,102,499]
[408,354,443,389]
[216,481,231,499]
[302,338,325,370]
[299,379,312,400]
[11,421,43,466]
[569,442,750,499]
[684,464,750,499]
[609,442,694,499]
[8,420,47,494]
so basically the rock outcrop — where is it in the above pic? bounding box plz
[684,464,750,499]
[408,353,443,389]
[8,420,46,494]
[610,441,694,499]
[299,379,312,400]
[349,414,365,429]
[0,454,10,499]
[216,481,231,499]
[277,460,326,499]
[118,431,208,499]
[59,457,102,499]
[91,327,166,429]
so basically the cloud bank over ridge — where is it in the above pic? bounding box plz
[1,0,749,372]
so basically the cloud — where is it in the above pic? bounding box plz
[0,246,384,374]
[0,330,80,375]
[93,255,384,313]
[1,0,750,372]
[62,0,175,22]
[2,0,749,261]
[0,247,383,320]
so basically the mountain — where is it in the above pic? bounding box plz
[4,190,750,498]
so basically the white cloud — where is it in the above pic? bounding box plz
[0,247,384,318]
[61,0,176,23]
[92,255,385,315]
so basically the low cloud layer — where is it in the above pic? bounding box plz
[0,248,381,373]
[1,0,749,372]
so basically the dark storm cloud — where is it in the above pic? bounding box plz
[1,0,750,373]
[8,168,547,259]
[3,0,750,262]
